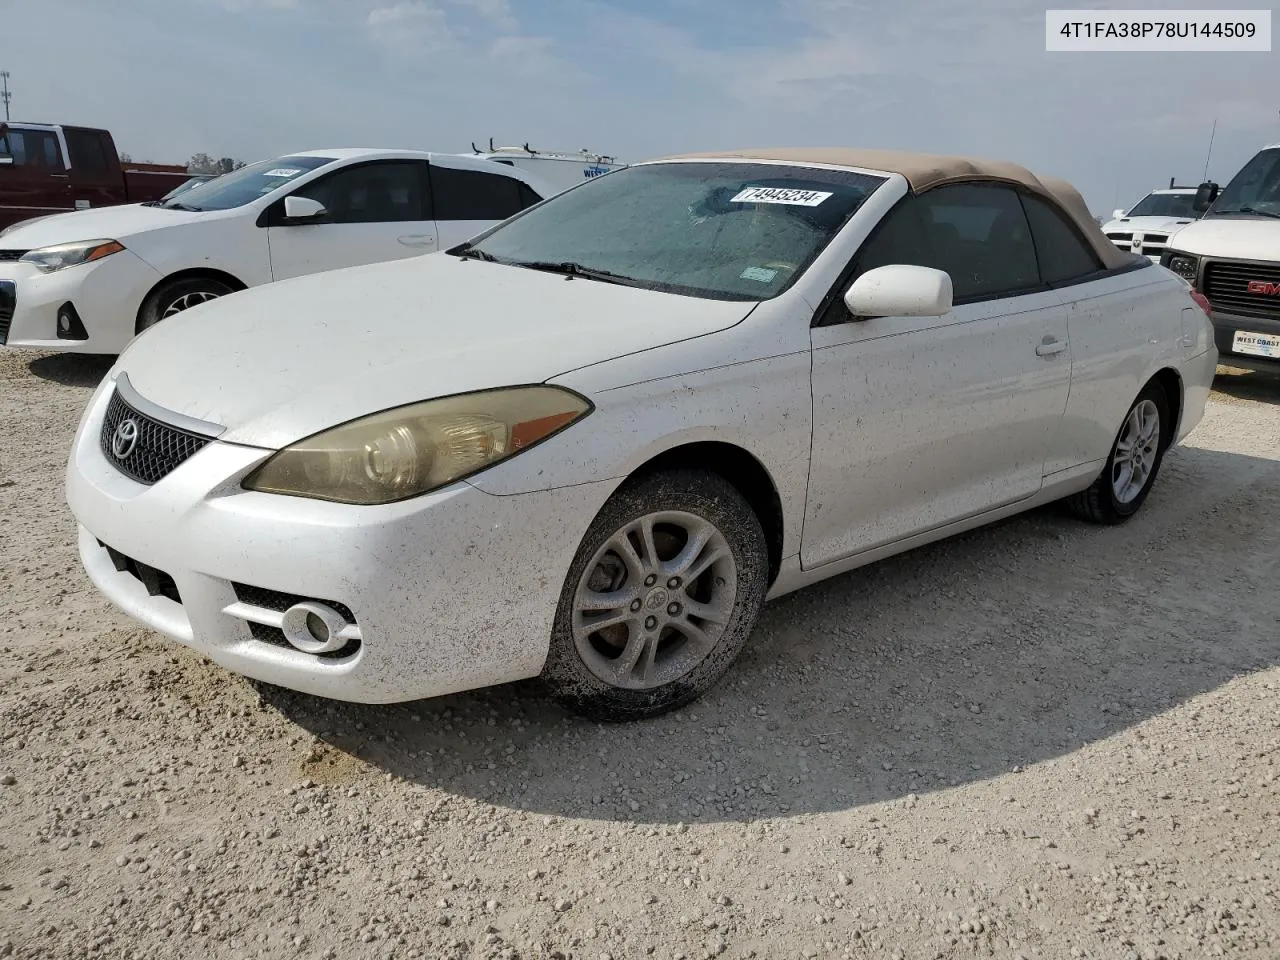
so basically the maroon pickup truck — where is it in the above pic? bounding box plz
[0,122,190,232]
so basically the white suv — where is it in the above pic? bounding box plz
[0,149,547,355]
[1100,187,1203,262]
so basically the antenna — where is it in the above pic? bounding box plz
[0,72,10,123]
[1201,116,1217,182]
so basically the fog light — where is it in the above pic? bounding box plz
[56,302,89,340]
[280,601,352,655]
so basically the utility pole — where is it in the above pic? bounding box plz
[0,72,10,122]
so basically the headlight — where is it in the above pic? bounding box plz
[19,239,125,273]
[242,385,593,504]
[1161,250,1199,283]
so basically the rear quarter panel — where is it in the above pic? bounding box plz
[1049,266,1192,473]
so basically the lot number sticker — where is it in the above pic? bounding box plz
[731,186,833,206]
[264,168,304,178]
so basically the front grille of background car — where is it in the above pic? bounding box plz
[0,280,13,345]
[0,250,28,262]
[231,583,360,658]
[99,387,213,485]
[1203,260,1280,320]
[1106,232,1134,244]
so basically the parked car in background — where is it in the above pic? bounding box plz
[0,121,189,231]
[0,148,548,353]
[64,147,1216,722]
[468,139,624,194]
[1100,183,1204,262]
[1159,142,1280,372]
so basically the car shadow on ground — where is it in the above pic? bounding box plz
[1213,365,1280,404]
[261,443,1280,825]
[27,353,114,388]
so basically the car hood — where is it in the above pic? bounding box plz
[0,203,206,248]
[1101,215,1195,234]
[1162,216,1280,261]
[114,253,754,449]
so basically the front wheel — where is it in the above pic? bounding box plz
[1067,381,1171,524]
[136,277,234,334]
[541,469,769,722]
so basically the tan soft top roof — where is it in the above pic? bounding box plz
[664,147,1133,271]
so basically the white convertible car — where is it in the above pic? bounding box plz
[65,148,1218,721]
[0,148,546,354]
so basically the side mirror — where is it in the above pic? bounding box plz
[844,264,953,319]
[283,195,326,221]
[1111,208,1126,220]
[1192,181,1219,212]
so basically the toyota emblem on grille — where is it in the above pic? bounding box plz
[111,419,140,459]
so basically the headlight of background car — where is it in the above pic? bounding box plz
[18,239,125,273]
[1160,250,1199,283]
[243,386,593,504]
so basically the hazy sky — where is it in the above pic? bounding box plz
[5,0,1278,214]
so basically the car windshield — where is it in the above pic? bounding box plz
[459,161,888,301]
[159,155,335,211]
[1210,147,1280,217]
[1125,192,1199,218]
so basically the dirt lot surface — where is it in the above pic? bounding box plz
[1,350,1278,960]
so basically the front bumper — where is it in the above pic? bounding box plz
[0,251,162,354]
[66,377,613,703]
[1209,308,1280,372]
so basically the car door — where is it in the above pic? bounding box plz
[427,159,543,249]
[265,159,437,282]
[802,182,1072,570]
[62,127,124,211]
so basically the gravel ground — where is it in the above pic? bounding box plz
[1,350,1277,960]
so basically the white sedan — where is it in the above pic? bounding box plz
[0,148,547,354]
[65,148,1218,722]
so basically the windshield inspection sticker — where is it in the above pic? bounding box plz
[731,186,833,206]
[740,266,779,283]
[264,168,304,178]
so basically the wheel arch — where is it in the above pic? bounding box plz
[624,441,785,584]
[1149,366,1184,446]
[136,268,249,324]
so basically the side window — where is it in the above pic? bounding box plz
[518,182,544,209]
[916,184,1041,301]
[289,161,425,224]
[65,129,110,173]
[0,129,62,169]
[854,194,936,274]
[430,165,527,220]
[1020,193,1103,284]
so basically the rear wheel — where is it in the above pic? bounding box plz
[1067,381,1171,524]
[541,469,769,722]
[137,277,235,334]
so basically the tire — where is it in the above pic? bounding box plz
[136,277,235,334]
[1066,380,1172,524]
[541,469,769,722]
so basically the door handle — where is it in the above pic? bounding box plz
[397,234,436,247]
[1035,337,1067,357]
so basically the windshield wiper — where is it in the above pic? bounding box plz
[501,259,644,286]
[1213,206,1280,220]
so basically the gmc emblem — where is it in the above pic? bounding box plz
[1247,280,1280,295]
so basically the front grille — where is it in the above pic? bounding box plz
[1203,260,1280,320]
[0,250,27,262]
[0,280,13,345]
[232,583,359,657]
[98,539,182,604]
[1141,233,1169,245]
[1107,232,1134,243]
[99,387,213,484]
